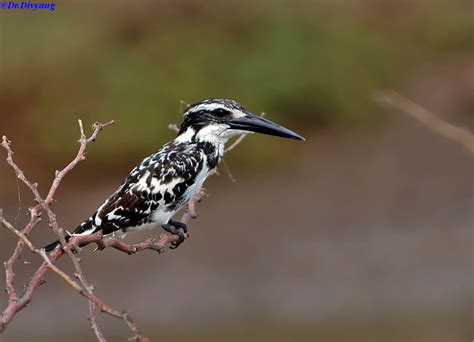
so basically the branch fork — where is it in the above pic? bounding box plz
[1,114,246,340]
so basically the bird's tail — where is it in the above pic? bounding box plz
[43,218,96,253]
[43,232,71,253]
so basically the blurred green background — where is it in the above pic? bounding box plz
[0,1,472,341]
[1,0,471,169]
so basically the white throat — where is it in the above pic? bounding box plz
[176,124,245,144]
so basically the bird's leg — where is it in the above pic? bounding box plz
[162,219,188,249]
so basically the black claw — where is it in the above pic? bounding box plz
[168,219,187,233]
[162,220,188,249]
[161,223,177,234]
[169,230,185,249]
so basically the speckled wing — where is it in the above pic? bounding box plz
[72,141,204,236]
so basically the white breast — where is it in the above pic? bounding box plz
[183,160,210,203]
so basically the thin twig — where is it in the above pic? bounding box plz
[181,188,206,224]
[224,133,249,153]
[1,113,244,340]
[168,123,180,133]
[1,216,149,341]
[89,301,106,342]
[0,121,147,340]
[373,90,474,154]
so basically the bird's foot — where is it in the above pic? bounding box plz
[162,219,188,249]
[168,219,188,233]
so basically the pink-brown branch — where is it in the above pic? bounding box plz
[12,216,146,340]
[373,90,474,154]
[0,121,151,340]
[1,115,246,340]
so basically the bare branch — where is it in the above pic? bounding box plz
[0,121,142,340]
[0,114,237,340]
[168,123,180,133]
[224,133,249,153]
[181,187,206,224]
[373,90,474,154]
[89,301,106,342]
[86,232,177,255]
[1,216,149,341]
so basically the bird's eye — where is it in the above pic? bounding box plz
[214,108,229,117]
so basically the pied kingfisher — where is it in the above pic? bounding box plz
[44,98,304,252]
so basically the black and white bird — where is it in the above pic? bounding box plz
[44,98,304,252]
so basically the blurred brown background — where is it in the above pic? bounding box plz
[0,0,472,341]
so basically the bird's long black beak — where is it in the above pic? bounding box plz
[228,112,305,141]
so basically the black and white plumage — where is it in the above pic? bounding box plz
[44,98,304,252]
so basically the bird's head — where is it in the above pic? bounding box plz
[178,98,304,143]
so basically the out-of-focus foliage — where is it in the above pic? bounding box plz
[1,0,472,166]
[0,3,472,340]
